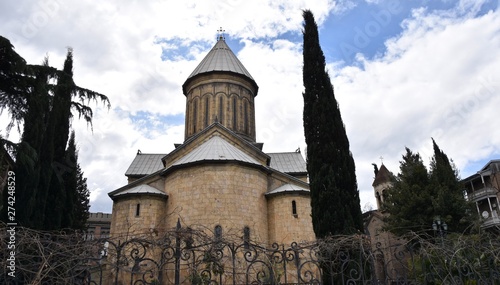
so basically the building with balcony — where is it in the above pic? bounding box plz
[462,160,500,231]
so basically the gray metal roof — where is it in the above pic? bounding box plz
[267,152,307,174]
[266,183,309,195]
[186,38,255,81]
[112,184,167,197]
[125,153,165,176]
[172,135,260,166]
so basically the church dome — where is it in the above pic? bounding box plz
[182,36,258,95]
[182,35,259,142]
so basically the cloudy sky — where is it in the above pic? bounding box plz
[1,0,499,213]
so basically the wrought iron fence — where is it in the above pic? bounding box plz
[1,224,500,284]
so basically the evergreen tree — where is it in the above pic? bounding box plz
[384,148,432,236]
[384,141,474,237]
[61,131,90,230]
[302,10,363,238]
[10,58,57,229]
[429,139,474,233]
[0,35,28,122]
[73,162,90,230]
[43,48,76,229]
[0,36,109,229]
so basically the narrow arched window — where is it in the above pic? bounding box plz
[193,98,198,133]
[243,226,250,249]
[214,225,223,250]
[205,96,210,127]
[292,200,297,217]
[136,203,141,217]
[232,97,237,130]
[219,96,224,123]
[244,100,249,134]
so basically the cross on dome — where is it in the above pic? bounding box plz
[217,27,225,40]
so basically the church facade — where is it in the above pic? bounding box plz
[108,36,315,245]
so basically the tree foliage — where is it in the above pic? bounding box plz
[384,140,475,237]
[302,10,363,238]
[0,35,109,230]
[428,138,475,232]
[61,131,90,230]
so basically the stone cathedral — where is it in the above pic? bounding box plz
[108,36,315,245]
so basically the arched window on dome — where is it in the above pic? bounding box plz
[193,98,198,133]
[292,200,298,218]
[244,100,249,134]
[205,96,210,127]
[135,203,141,217]
[232,97,237,130]
[219,96,224,123]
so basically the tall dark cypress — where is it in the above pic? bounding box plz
[43,49,75,229]
[302,10,363,238]
[429,139,474,233]
[61,131,90,230]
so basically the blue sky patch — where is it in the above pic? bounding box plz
[129,111,185,139]
[320,0,499,66]
[155,37,212,61]
[461,153,500,179]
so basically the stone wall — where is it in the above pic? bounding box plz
[164,162,270,243]
[364,210,406,281]
[110,194,168,238]
[267,194,315,245]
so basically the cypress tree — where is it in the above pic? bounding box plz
[43,48,75,229]
[429,139,474,233]
[73,161,90,230]
[61,131,90,230]
[302,10,363,238]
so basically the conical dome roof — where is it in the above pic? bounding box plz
[183,37,258,94]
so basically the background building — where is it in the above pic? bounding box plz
[462,159,500,232]
[85,212,112,240]
[364,164,407,283]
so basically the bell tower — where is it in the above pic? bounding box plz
[182,31,258,142]
[372,163,393,209]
